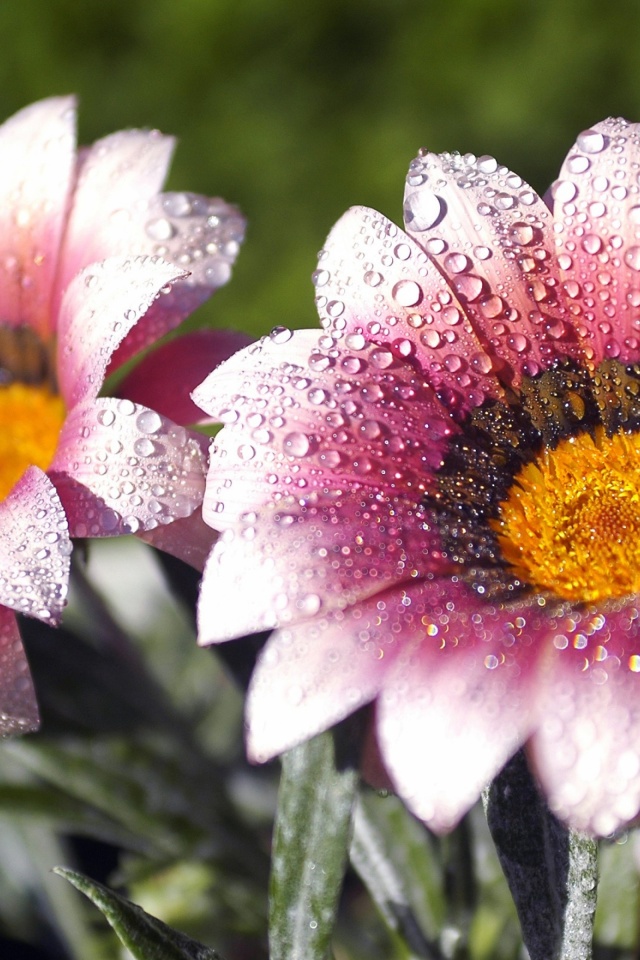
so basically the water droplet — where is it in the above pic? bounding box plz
[551,180,578,203]
[136,409,162,434]
[576,129,606,154]
[453,274,483,301]
[444,252,470,274]
[477,155,498,174]
[364,270,383,287]
[625,246,640,271]
[145,217,176,241]
[97,409,116,427]
[283,432,311,456]
[392,279,422,306]
[582,234,602,255]
[404,189,445,231]
[270,326,293,343]
[567,155,590,174]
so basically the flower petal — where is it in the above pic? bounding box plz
[0,96,76,338]
[119,328,253,425]
[528,600,640,835]
[194,329,457,530]
[198,490,446,643]
[402,148,578,382]
[375,582,546,832]
[245,586,406,763]
[139,508,216,572]
[0,467,70,624]
[314,206,502,417]
[551,118,640,366]
[57,256,187,407]
[0,606,39,735]
[108,193,246,369]
[57,128,175,296]
[49,398,206,536]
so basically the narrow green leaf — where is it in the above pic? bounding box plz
[54,867,226,960]
[485,750,597,960]
[350,792,444,959]
[269,723,360,960]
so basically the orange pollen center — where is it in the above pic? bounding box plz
[0,382,65,500]
[493,427,640,603]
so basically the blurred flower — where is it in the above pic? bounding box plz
[195,118,640,837]
[0,97,245,732]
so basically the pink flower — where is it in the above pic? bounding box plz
[0,97,245,733]
[195,119,640,837]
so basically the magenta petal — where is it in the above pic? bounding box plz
[49,398,206,536]
[119,328,253,425]
[376,581,544,832]
[246,589,406,762]
[0,96,76,338]
[0,467,70,624]
[57,256,187,407]
[529,601,640,835]
[551,118,640,367]
[198,490,445,643]
[194,330,457,529]
[139,509,216,572]
[109,193,246,369]
[0,606,39,735]
[402,149,578,382]
[56,128,175,301]
[314,206,503,417]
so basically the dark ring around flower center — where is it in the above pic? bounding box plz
[425,359,640,603]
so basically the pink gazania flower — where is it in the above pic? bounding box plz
[194,118,640,838]
[0,97,245,735]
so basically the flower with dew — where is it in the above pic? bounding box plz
[0,96,246,734]
[195,119,640,838]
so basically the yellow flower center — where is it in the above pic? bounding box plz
[0,382,65,500]
[494,428,640,603]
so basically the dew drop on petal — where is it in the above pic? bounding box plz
[576,129,606,154]
[404,189,445,230]
[625,246,640,271]
[283,431,311,457]
[392,279,422,306]
[136,410,162,434]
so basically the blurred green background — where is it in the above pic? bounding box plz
[1,0,639,342]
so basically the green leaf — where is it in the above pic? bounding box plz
[269,722,360,960]
[54,867,226,960]
[350,792,445,958]
[485,750,598,960]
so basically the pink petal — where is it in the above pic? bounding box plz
[402,149,579,382]
[376,580,546,832]
[528,600,640,835]
[118,328,253,425]
[194,330,457,530]
[0,96,76,338]
[198,489,446,643]
[314,206,503,417]
[550,118,640,367]
[56,128,175,299]
[0,606,39,735]
[57,256,187,408]
[0,467,70,624]
[139,508,216,572]
[108,193,246,369]
[49,398,206,536]
[245,586,406,763]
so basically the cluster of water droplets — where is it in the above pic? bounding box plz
[62,399,205,537]
[401,146,582,383]
[313,207,506,415]
[143,191,245,291]
[206,325,458,521]
[0,469,71,624]
[549,118,640,365]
